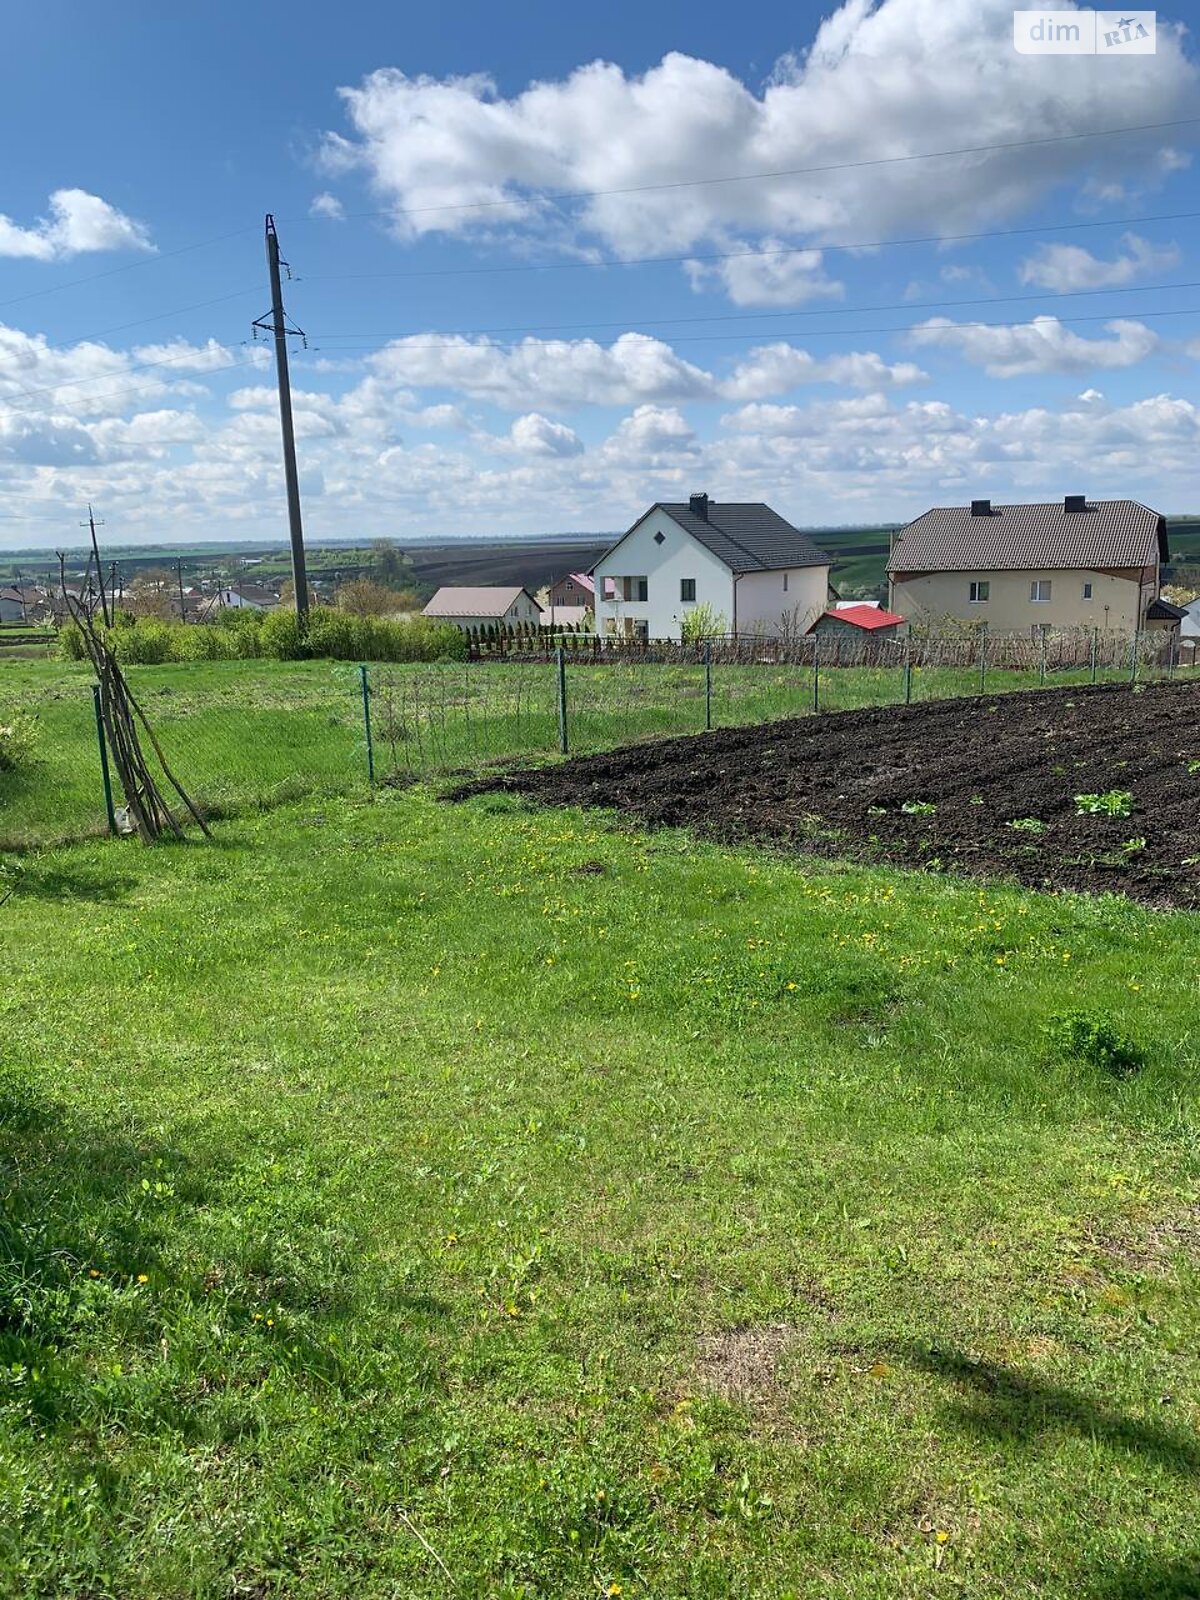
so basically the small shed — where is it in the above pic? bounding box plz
[1145,596,1187,634]
[808,603,906,640]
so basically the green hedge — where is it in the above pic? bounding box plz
[56,608,467,666]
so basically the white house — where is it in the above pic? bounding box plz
[592,494,832,641]
[423,585,542,631]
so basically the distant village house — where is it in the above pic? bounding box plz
[423,586,542,632]
[888,497,1167,634]
[547,572,595,611]
[592,494,832,642]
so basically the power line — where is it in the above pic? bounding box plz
[308,114,1200,221]
[0,340,264,408]
[0,226,259,313]
[307,277,1200,344]
[299,304,1200,355]
[57,286,261,344]
[0,355,265,417]
[302,207,1200,284]
[0,113,1190,324]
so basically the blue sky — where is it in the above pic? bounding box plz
[1,0,1198,548]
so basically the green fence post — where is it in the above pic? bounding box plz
[359,663,375,784]
[92,683,117,835]
[556,645,568,754]
[812,632,820,713]
[903,634,912,705]
[978,624,988,696]
[1090,627,1098,685]
[704,638,713,732]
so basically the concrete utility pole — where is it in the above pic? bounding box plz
[254,214,310,622]
[81,504,110,627]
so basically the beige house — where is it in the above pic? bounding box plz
[888,497,1167,635]
[423,585,541,631]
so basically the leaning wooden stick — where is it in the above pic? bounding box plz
[65,595,209,842]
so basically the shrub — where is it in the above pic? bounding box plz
[1044,1009,1146,1078]
[0,712,40,771]
[259,607,307,660]
[49,607,470,667]
[680,602,728,642]
[107,620,175,665]
[56,623,87,661]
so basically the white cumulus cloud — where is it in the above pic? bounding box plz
[909,315,1158,376]
[320,0,1196,289]
[0,189,153,261]
[1018,232,1181,292]
[509,412,584,457]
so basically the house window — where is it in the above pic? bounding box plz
[969,580,990,604]
[680,578,696,602]
[654,530,665,545]
[633,577,648,602]
[1030,580,1052,603]
[1081,581,1093,600]
[602,577,615,600]
[783,572,788,593]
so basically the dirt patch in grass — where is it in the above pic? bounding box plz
[1088,1208,1200,1275]
[457,681,1200,908]
[695,1324,797,1406]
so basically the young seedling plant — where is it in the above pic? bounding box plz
[1074,790,1133,818]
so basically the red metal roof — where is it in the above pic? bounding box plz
[817,604,904,631]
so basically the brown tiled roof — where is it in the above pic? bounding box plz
[889,500,1166,574]
[423,585,536,618]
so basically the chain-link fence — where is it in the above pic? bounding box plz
[2,627,1191,846]
[1,663,363,849]
[366,626,1189,780]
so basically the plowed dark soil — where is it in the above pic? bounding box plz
[463,681,1200,908]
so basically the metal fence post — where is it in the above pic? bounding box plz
[704,638,713,731]
[1169,631,1178,679]
[812,632,820,713]
[556,645,568,754]
[978,624,988,695]
[1130,629,1140,686]
[1039,628,1047,686]
[1090,626,1098,685]
[92,683,117,835]
[359,663,375,784]
[903,634,913,705]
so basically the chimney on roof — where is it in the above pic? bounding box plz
[1064,494,1087,513]
[971,498,992,517]
[689,492,710,520]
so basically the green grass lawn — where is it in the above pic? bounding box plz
[2,785,1198,1598]
[4,652,1178,849]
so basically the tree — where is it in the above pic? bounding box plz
[680,602,727,642]
[336,579,414,617]
[370,539,417,591]
[128,569,174,619]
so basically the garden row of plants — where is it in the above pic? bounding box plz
[56,607,469,665]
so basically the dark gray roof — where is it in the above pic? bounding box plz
[1147,596,1187,621]
[603,501,830,574]
[889,500,1166,574]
